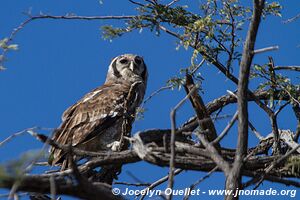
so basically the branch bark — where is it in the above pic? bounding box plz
[225,1,265,199]
[184,73,220,149]
[0,175,122,200]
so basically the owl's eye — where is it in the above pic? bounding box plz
[119,58,129,64]
[134,57,142,65]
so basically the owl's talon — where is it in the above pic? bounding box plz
[107,141,122,151]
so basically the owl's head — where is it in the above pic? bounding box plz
[105,54,148,84]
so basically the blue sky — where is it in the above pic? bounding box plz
[0,0,299,199]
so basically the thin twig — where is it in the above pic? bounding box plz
[25,130,54,173]
[128,0,145,7]
[126,171,145,184]
[8,182,20,200]
[253,45,279,54]
[283,13,300,23]
[114,182,150,187]
[139,169,183,200]
[274,101,290,117]
[166,0,180,7]
[226,90,263,140]
[0,127,53,147]
[183,166,218,200]
[28,14,135,21]
[195,131,231,175]
[248,122,264,140]
[274,66,300,72]
[4,128,54,200]
[142,85,172,105]
[0,193,27,198]
[212,111,238,144]
[167,86,199,200]
[0,13,137,67]
[191,59,205,75]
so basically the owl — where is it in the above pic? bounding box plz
[48,54,148,170]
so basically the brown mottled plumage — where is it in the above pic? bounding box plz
[49,54,148,170]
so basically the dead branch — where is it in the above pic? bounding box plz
[167,85,198,200]
[1,128,299,199]
[0,175,122,200]
[274,66,300,72]
[212,111,238,144]
[139,169,182,200]
[183,166,218,200]
[184,73,220,149]
[253,46,279,54]
[283,13,300,23]
[225,1,265,199]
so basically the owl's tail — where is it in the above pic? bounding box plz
[48,151,79,171]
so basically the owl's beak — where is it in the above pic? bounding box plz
[129,61,137,72]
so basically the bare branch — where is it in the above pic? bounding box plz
[167,85,199,200]
[274,66,300,72]
[0,13,137,67]
[166,0,180,7]
[226,90,264,140]
[195,132,231,175]
[253,45,279,54]
[0,127,53,147]
[114,182,150,187]
[139,169,182,200]
[283,13,300,23]
[225,1,265,199]
[0,175,121,200]
[142,85,172,105]
[212,111,238,144]
[184,74,220,148]
[183,166,218,200]
[0,193,27,198]
[183,74,230,175]
[128,0,146,7]
[191,59,205,75]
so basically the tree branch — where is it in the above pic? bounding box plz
[274,66,300,72]
[167,85,198,200]
[184,73,220,148]
[0,175,122,200]
[225,1,265,199]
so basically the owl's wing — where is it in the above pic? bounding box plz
[49,83,131,165]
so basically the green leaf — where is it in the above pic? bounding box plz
[0,38,8,48]
[7,44,18,50]
[100,25,127,41]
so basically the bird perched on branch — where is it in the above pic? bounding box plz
[48,54,148,170]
